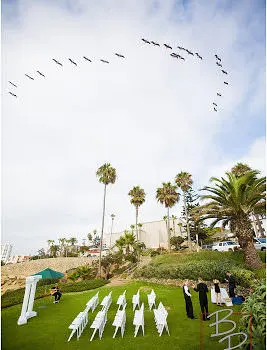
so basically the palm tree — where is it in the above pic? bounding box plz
[193,171,265,268]
[58,238,67,257]
[175,171,193,250]
[50,244,59,258]
[109,214,116,249]
[128,186,146,241]
[87,233,92,245]
[231,163,252,177]
[96,162,116,277]
[156,182,180,251]
[171,215,177,235]
[137,223,143,240]
[69,237,78,254]
[47,240,55,256]
[130,224,135,234]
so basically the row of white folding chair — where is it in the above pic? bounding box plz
[112,303,127,338]
[85,292,99,313]
[132,289,140,311]
[100,291,112,311]
[68,310,88,342]
[90,305,108,341]
[153,302,170,336]
[117,290,127,310]
[147,289,156,310]
[133,302,145,337]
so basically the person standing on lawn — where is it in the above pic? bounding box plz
[213,279,222,306]
[193,278,209,320]
[225,271,236,298]
[182,279,195,319]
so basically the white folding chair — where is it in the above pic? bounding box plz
[133,302,144,337]
[153,302,170,336]
[90,306,108,341]
[112,303,127,338]
[68,311,87,342]
[100,291,112,311]
[147,289,156,310]
[117,290,127,310]
[85,291,99,313]
[132,289,140,311]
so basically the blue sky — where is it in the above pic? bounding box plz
[2,0,266,255]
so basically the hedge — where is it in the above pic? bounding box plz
[1,279,109,309]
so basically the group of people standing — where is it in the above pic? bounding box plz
[182,271,236,320]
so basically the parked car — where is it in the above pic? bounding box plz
[253,237,266,251]
[212,241,240,252]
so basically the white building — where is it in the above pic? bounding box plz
[104,218,186,249]
[1,243,13,264]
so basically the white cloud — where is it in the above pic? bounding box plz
[2,0,265,254]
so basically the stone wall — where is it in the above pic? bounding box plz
[1,257,96,294]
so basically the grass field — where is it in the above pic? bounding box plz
[1,281,244,350]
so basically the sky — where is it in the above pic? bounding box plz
[1,0,266,255]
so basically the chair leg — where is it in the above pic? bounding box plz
[67,329,76,342]
[142,324,145,336]
[113,326,119,338]
[90,328,97,342]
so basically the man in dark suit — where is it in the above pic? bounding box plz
[193,278,209,320]
[225,271,236,298]
[182,279,195,319]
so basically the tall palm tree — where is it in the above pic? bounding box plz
[96,162,116,277]
[175,171,193,250]
[156,182,180,251]
[109,214,116,249]
[171,215,177,235]
[128,186,146,241]
[137,223,143,240]
[87,233,92,245]
[47,240,55,257]
[130,224,135,234]
[193,171,265,268]
[58,238,67,257]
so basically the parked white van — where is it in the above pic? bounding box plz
[212,241,240,252]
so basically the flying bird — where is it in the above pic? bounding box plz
[177,46,185,50]
[9,81,17,88]
[164,44,172,49]
[151,41,160,46]
[170,52,179,57]
[25,74,34,80]
[141,38,151,44]
[100,59,109,64]
[185,49,194,55]
[213,102,217,106]
[83,56,92,62]
[217,93,222,97]
[214,107,217,112]
[115,53,125,58]
[9,92,17,97]
[216,62,222,67]
[69,58,77,66]
[224,81,229,85]
[221,70,228,75]
[195,53,203,60]
[37,71,45,77]
[52,59,63,66]
[215,54,221,61]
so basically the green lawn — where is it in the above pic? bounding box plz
[2,281,243,350]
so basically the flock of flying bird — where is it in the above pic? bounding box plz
[141,38,230,112]
[8,38,230,113]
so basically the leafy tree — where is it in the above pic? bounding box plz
[156,182,180,251]
[37,248,46,258]
[96,162,116,277]
[175,171,193,250]
[231,163,252,177]
[128,186,146,241]
[193,171,265,268]
[170,236,184,250]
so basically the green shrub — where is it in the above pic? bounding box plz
[254,267,266,281]
[150,250,160,257]
[239,281,266,349]
[1,279,109,309]
[231,268,255,288]
[67,265,96,281]
[258,251,266,263]
[37,278,61,286]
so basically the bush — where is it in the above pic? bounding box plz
[258,251,266,263]
[37,278,61,286]
[1,279,109,309]
[230,268,255,288]
[150,250,160,257]
[67,265,96,281]
[239,281,266,349]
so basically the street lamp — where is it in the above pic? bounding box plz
[109,214,115,249]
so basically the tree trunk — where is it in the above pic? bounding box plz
[136,206,139,241]
[184,193,191,250]
[99,184,107,278]
[173,219,176,235]
[235,215,263,269]
[167,207,170,252]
